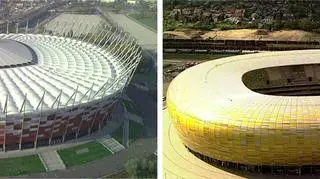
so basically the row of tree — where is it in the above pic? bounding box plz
[125,155,157,178]
[164,1,320,32]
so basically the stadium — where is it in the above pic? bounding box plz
[0,26,141,151]
[166,50,320,175]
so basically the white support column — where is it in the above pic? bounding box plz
[25,20,29,34]
[19,93,27,150]
[19,117,25,150]
[123,116,129,148]
[34,91,45,148]
[82,25,95,42]
[89,110,98,135]
[3,95,8,152]
[76,116,85,141]
[6,22,9,34]
[15,23,19,34]
[71,23,82,39]
[87,26,99,44]
[78,24,88,40]
[53,21,59,36]
[36,19,39,29]
[48,117,56,146]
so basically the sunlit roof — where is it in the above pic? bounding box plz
[0,34,129,116]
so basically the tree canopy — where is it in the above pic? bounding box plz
[125,155,157,178]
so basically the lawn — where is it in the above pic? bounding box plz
[112,120,144,145]
[58,141,112,167]
[129,13,157,30]
[0,155,45,176]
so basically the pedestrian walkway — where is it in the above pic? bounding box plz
[39,151,66,171]
[98,135,125,154]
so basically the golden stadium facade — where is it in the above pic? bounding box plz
[167,50,320,172]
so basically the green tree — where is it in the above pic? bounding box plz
[125,156,157,178]
[299,18,316,31]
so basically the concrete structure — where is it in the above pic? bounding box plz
[0,25,141,151]
[39,150,66,171]
[105,11,156,51]
[167,50,320,174]
[44,13,107,36]
[98,135,125,153]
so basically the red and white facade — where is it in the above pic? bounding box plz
[0,26,141,151]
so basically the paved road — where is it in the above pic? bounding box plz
[103,11,157,51]
[97,7,157,69]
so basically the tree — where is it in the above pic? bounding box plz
[299,18,316,31]
[125,156,157,178]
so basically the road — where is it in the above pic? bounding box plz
[97,7,157,69]
[103,11,157,51]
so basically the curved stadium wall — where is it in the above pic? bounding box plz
[167,50,320,174]
[0,27,142,151]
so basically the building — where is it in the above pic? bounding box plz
[167,50,320,175]
[0,27,141,151]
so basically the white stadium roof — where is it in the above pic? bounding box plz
[0,33,136,116]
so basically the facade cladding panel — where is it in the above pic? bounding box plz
[167,50,320,166]
[3,98,117,146]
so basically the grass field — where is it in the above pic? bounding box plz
[0,155,45,176]
[58,141,112,167]
[112,120,144,145]
[129,13,157,30]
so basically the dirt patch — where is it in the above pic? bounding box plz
[164,29,320,41]
[163,31,191,39]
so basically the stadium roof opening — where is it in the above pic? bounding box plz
[0,39,34,67]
